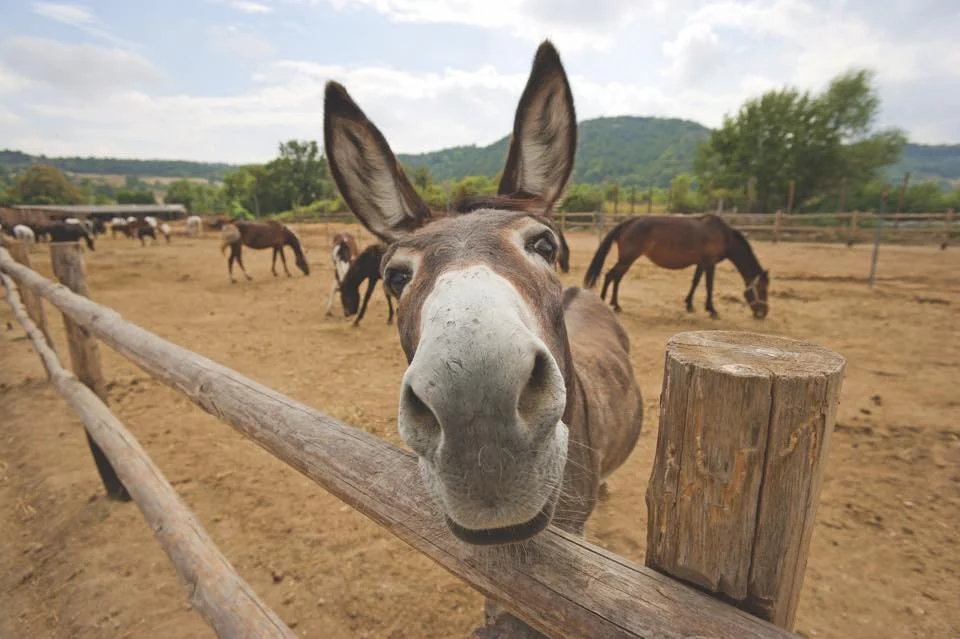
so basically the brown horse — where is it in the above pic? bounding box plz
[584,214,770,319]
[325,231,360,317]
[338,243,394,327]
[220,220,310,283]
[326,36,643,557]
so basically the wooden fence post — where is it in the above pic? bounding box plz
[646,331,845,631]
[647,186,653,214]
[868,190,888,288]
[7,241,53,346]
[50,243,131,502]
[848,210,859,246]
[786,180,795,214]
[773,210,782,243]
[942,208,954,250]
[559,209,567,233]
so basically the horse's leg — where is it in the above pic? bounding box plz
[278,246,291,276]
[352,278,377,328]
[234,245,252,281]
[685,264,704,312]
[384,283,394,325]
[271,247,279,276]
[705,264,719,319]
[608,260,634,313]
[227,251,236,283]
[324,278,339,317]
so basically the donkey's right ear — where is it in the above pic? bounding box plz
[324,81,431,243]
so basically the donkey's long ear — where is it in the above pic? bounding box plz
[324,81,431,243]
[497,40,577,211]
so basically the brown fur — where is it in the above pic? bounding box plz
[584,214,770,319]
[220,220,310,283]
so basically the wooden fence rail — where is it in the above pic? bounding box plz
[1,268,297,639]
[0,242,840,638]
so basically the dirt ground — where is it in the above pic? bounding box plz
[1,223,958,639]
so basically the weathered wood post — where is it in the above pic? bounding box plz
[647,186,653,214]
[848,210,859,246]
[786,180,795,214]
[50,242,131,502]
[772,209,782,243]
[646,331,845,631]
[868,190,888,288]
[7,241,53,346]
[942,208,954,250]
[559,209,567,233]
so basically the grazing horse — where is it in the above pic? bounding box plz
[338,243,394,327]
[324,45,644,639]
[136,225,158,246]
[584,214,770,319]
[13,224,35,244]
[47,222,95,250]
[324,231,360,317]
[219,220,310,283]
[159,223,171,243]
[185,215,202,237]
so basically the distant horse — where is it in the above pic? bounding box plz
[219,220,310,283]
[110,218,133,239]
[185,215,202,237]
[339,243,394,328]
[159,223,171,243]
[13,224,35,244]
[325,231,359,317]
[47,222,96,250]
[136,225,157,246]
[584,213,769,319]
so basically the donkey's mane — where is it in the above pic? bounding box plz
[452,192,548,215]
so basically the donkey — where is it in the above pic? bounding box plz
[325,40,643,545]
[220,220,310,283]
[324,231,360,317]
[338,243,394,327]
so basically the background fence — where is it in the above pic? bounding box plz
[1,239,847,638]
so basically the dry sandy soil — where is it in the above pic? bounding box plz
[1,223,958,639]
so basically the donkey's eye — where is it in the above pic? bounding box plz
[526,234,557,263]
[385,268,412,297]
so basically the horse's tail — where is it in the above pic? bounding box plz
[583,218,631,288]
[220,224,240,255]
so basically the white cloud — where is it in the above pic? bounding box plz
[0,37,160,95]
[208,24,275,58]
[662,22,727,86]
[32,2,137,49]
[327,0,660,51]
[217,0,274,13]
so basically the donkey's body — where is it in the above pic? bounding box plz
[220,220,309,283]
[584,214,770,319]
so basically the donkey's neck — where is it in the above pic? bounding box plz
[726,233,763,284]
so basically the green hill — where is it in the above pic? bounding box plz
[398,116,711,188]
[887,143,960,186]
[0,149,236,182]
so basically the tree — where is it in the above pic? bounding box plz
[116,189,156,204]
[277,139,331,207]
[7,164,83,204]
[695,69,906,212]
[164,179,226,214]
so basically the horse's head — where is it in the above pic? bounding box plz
[339,278,360,317]
[326,40,578,545]
[745,270,770,319]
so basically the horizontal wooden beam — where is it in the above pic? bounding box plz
[0,266,296,639]
[0,247,796,639]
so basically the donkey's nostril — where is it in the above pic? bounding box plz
[401,382,440,435]
[517,347,563,437]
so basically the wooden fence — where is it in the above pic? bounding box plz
[556,209,957,247]
[0,240,847,638]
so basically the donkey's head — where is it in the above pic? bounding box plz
[325,41,577,545]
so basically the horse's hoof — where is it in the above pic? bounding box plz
[612,305,622,313]
[685,305,694,313]
[709,311,719,319]
[351,323,360,329]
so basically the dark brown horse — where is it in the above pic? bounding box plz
[220,220,310,283]
[325,231,360,317]
[339,243,394,327]
[584,214,770,319]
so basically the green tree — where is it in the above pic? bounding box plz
[7,164,83,204]
[277,139,331,206]
[695,69,906,212]
[164,179,226,214]
[116,189,156,204]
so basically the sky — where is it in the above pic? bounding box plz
[0,0,957,163]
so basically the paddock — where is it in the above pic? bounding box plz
[1,223,957,639]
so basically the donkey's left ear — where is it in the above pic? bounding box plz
[497,40,577,212]
[324,81,431,243]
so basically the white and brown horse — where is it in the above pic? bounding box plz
[324,231,359,316]
[325,39,642,549]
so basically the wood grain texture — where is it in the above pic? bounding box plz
[646,331,845,630]
[1,269,297,639]
[0,246,799,639]
[6,241,52,347]
[48,243,130,502]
